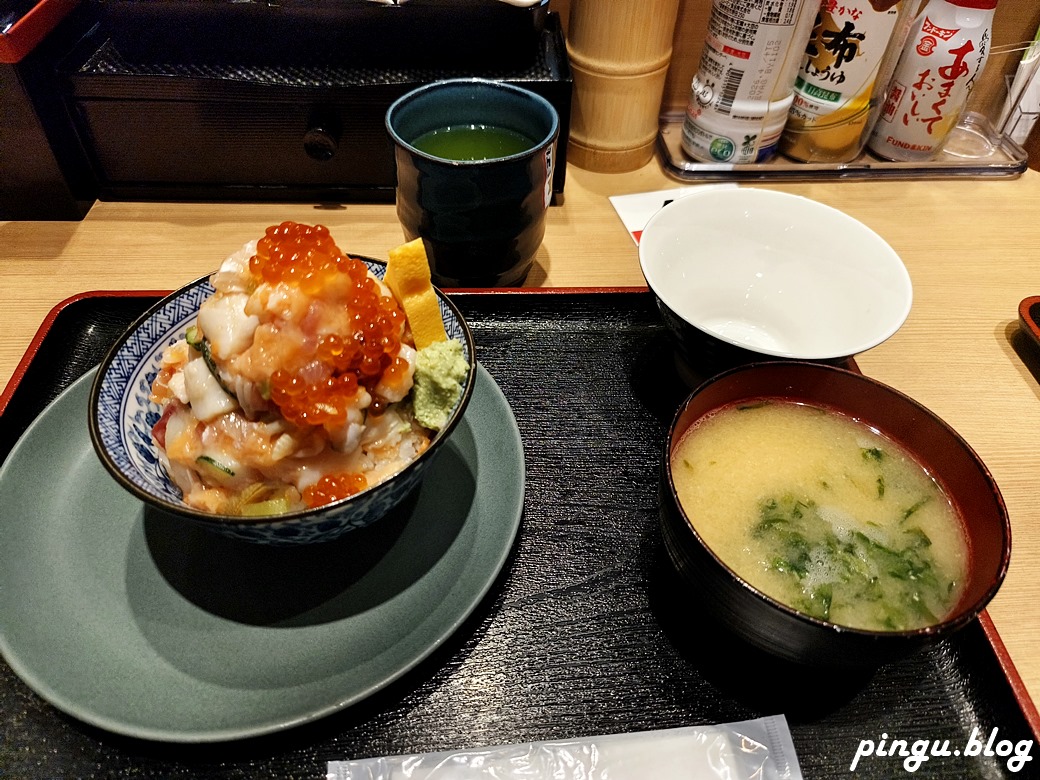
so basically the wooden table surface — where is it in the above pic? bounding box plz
[3,161,1040,717]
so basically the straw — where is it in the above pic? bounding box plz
[997,29,1040,138]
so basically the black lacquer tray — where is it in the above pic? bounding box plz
[1,289,1038,779]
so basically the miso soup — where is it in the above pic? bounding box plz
[670,399,969,632]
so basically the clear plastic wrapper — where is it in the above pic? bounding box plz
[326,716,803,780]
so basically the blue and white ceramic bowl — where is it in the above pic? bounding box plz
[88,259,476,545]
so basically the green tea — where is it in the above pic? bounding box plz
[412,124,535,161]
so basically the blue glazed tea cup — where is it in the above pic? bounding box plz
[386,78,559,288]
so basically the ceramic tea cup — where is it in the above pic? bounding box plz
[386,78,559,288]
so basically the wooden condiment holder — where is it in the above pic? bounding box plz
[565,0,682,173]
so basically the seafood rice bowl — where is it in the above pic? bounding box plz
[89,222,476,545]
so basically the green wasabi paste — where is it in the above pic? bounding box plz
[413,339,469,430]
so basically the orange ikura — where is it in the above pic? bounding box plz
[302,472,369,508]
[253,221,404,414]
[250,221,407,507]
[150,222,466,516]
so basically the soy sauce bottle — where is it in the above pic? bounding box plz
[780,1,914,163]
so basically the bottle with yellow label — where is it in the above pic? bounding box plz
[780,2,915,163]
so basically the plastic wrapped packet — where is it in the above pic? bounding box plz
[326,716,803,780]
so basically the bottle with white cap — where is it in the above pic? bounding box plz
[780,1,915,163]
[681,0,819,164]
[867,0,998,161]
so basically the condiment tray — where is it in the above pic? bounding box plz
[0,289,1037,778]
[658,111,1030,182]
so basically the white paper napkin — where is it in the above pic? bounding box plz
[609,184,737,245]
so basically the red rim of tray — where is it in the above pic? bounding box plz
[0,0,79,63]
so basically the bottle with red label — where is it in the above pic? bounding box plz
[867,0,998,162]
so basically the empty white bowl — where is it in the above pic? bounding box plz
[638,187,912,367]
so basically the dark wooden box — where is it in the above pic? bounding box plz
[62,12,572,204]
[92,0,552,70]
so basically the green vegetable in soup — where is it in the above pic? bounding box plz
[862,447,885,463]
[752,494,955,629]
[901,496,931,521]
[671,398,969,632]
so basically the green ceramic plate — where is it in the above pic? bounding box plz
[0,364,523,743]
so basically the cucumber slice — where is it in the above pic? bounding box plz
[196,454,235,482]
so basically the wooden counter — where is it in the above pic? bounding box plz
[3,161,1040,719]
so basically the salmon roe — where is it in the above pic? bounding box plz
[252,221,407,428]
[250,221,369,290]
[302,472,368,508]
